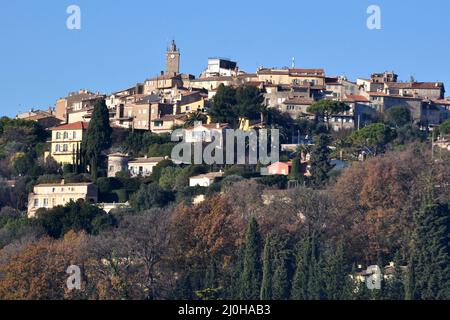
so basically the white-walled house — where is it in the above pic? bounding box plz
[27,180,98,218]
[128,156,166,177]
[189,172,224,187]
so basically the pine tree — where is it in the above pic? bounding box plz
[291,237,311,300]
[82,99,112,180]
[260,235,273,300]
[410,195,450,300]
[240,217,263,300]
[309,134,332,187]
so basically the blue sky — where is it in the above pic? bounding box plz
[0,0,449,117]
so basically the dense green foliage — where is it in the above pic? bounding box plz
[209,84,264,126]
[36,200,116,238]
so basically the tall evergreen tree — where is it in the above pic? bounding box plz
[272,252,290,300]
[306,236,324,300]
[240,217,263,300]
[309,134,332,187]
[260,235,273,300]
[409,194,450,300]
[405,255,416,300]
[291,237,311,300]
[324,240,348,300]
[230,246,245,299]
[289,154,302,181]
[82,99,112,180]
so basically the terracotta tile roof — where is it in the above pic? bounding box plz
[51,121,89,131]
[283,97,315,105]
[343,94,370,103]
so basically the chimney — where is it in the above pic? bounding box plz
[60,179,65,185]
[216,123,220,129]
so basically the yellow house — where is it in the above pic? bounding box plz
[45,121,88,165]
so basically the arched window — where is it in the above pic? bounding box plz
[73,131,77,139]
[56,132,61,140]
[63,132,69,139]
[63,144,68,152]
[55,144,61,152]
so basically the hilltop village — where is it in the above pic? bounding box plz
[0,41,450,300]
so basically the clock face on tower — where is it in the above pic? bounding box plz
[170,54,175,59]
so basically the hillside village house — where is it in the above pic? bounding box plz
[174,91,207,113]
[128,156,166,177]
[16,108,62,128]
[189,172,224,187]
[27,180,98,218]
[107,153,129,178]
[56,90,104,122]
[183,123,229,145]
[107,154,166,177]
[266,161,293,176]
[257,68,326,86]
[45,121,88,165]
[151,114,187,134]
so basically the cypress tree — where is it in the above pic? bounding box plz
[231,246,245,299]
[240,217,263,300]
[260,235,273,300]
[289,154,302,181]
[82,99,112,180]
[272,253,290,300]
[306,236,324,300]
[410,196,450,300]
[405,255,416,300]
[324,240,348,300]
[291,236,311,300]
[271,236,291,300]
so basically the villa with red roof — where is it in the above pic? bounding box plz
[44,121,89,165]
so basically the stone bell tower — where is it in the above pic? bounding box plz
[165,40,180,76]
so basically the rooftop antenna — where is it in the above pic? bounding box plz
[292,57,296,69]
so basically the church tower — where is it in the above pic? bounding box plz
[165,40,180,76]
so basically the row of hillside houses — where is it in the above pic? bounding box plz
[17,42,450,161]
[18,41,450,133]
[27,168,224,218]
